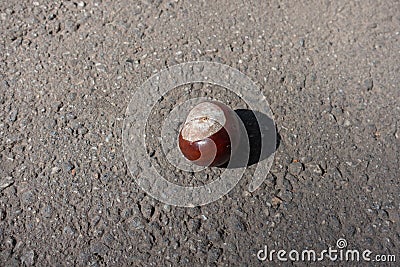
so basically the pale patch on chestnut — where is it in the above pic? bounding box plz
[181,102,226,142]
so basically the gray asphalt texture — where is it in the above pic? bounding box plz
[1,0,399,266]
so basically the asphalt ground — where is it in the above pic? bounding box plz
[0,0,399,266]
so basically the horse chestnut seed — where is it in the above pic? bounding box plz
[178,101,241,167]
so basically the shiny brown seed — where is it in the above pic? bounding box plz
[178,101,241,167]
